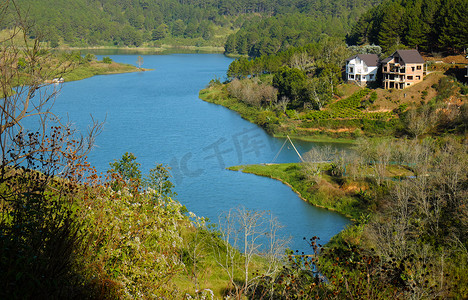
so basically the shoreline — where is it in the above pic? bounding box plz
[61,61,148,83]
[56,45,225,54]
[227,164,358,220]
[199,86,361,144]
[274,134,356,144]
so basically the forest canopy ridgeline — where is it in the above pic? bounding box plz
[1,0,382,48]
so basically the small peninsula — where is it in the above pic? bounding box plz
[58,53,147,82]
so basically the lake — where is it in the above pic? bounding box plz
[52,53,351,253]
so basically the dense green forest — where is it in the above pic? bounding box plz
[4,0,235,47]
[223,0,381,56]
[2,0,466,54]
[347,0,468,54]
[225,0,468,57]
[0,0,382,49]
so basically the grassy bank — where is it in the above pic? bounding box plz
[200,84,259,123]
[62,60,143,82]
[201,71,467,141]
[228,163,363,219]
[274,133,356,144]
[199,84,357,145]
[199,83,404,141]
[228,160,416,221]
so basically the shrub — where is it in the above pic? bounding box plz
[459,84,468,95]
[227,79,277,108]
[286,109,300,119]
[256,110,278,126]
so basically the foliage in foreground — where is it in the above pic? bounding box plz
[0,148,292,298]
[1,14,289,298]
[0,124,190,297]
[236,137,468,299]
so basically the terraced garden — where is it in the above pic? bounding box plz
[303,89,395,121]
[295,89,400,136]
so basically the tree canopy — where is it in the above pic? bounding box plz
[0,0,382,49]
[223,0,382,56]
[347,0,468,53]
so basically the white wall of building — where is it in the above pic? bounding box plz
[346,57,378,82]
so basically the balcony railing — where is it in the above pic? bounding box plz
[384,67,406,74]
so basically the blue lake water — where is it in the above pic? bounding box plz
[51,53,350,253]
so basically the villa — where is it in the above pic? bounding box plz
[381,49,425,89]
[346,54,379,86]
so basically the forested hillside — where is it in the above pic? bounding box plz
[224,0,381,56]
[1,0,382,49]
[347,0,468,54]
[4,0,234,47]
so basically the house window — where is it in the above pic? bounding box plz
[369,74,374,80]
[417,65,422,70]
[349,67,354,73]
[384,67,387,72]
[349,74,354,79]
[416,76,420,80]
[412,67,415,71]
[408,76,413,80]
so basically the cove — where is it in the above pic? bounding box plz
[51,53,351,253]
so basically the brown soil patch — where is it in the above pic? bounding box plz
[341,182,368,193]
[373,72,444,110]
[335,72,444,111]
[423,54,468,64]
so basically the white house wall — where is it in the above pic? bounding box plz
[346,58,377,82]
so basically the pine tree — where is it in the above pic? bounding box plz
[405,16,426,49]
[236,36,249,55]
[437,0,468,53]
[225,34,237,54]
[152,24,168,40]
[378,2,404,52]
